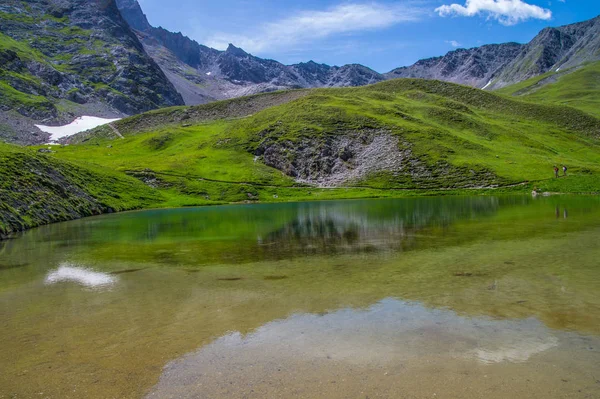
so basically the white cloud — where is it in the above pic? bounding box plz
[435,0,552,26]
[204,2,424,54]
[446,40,462,47]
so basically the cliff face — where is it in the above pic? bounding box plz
[0,0,184,144]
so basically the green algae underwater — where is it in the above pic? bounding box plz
[1,195,600,398]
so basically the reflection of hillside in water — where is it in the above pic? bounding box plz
[2,196,533,267]
[260,196,505,255]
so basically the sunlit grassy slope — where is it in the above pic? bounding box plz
[0,142,162,237]
[3,78,600,236]
[497,61,600,118]
[52,79,600,187]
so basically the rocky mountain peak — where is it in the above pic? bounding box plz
[111,1,600,104]
[225,44,249,57]
[114,0,152,32]
[489,15,600,88]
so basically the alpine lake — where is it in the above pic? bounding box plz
[1,195,600,398]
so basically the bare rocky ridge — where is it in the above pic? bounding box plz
[388,16,600,90]
[115,0,600,99]
[490,16,600,89]
[115,0,385,105]
[385,43,524,89]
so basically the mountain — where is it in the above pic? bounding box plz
[118,0,600,99]
[388,16,600,90]
[385,43,524,89]
[0,0,184,144]
[115,0,384,105]
[490,16,600,89]
[1,0,599,146]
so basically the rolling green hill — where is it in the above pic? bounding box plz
[2,78,600,237]
[55,79,600,187]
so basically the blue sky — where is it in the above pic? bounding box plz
[137,0,600,72]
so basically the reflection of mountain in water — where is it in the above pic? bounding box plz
[260,196,507,256]
[4,196,537,266]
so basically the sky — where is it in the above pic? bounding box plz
[136,0,600,73]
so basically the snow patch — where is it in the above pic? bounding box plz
[555,67,561,72]
[206,72,212,76]
[36,116,121,141]
[481,80,492,90]
[45,264,117,289]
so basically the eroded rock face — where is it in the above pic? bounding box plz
[254,130,500,188]
[256,130,407,187]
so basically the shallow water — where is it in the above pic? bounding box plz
[1,196,600,398]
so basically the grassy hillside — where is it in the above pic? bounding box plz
[0,143,164,237]
[497,62,600,118]
[3,78,600,236]
[53,79,600,188]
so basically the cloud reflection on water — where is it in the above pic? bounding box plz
[45,264,117,289]
[148,298,560,397]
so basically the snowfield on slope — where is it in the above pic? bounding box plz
[36,116,121,141]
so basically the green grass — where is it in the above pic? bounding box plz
[0,143,163,237]
[0,81,53,112]
[497,61,600,118]
[55,79,600,187]
[3,78,600,236]
[0,31,46,63]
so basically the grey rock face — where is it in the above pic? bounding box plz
[254,130,500,188]
[256,130,409,187]
[386,43,523,89]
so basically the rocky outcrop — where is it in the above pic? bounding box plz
[254,130,500,188]
[0,0,184,143]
